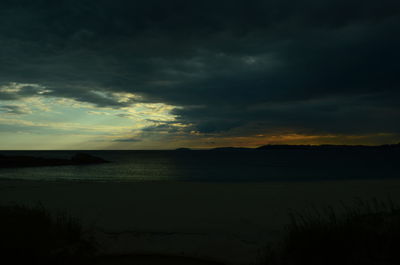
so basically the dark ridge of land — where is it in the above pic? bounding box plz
[257,143,400,151]
[207,143,400,151]
[0,153,109,169]
[175,148,192,151]
[210,147,252,151]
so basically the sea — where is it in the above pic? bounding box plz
[0,149,398,182]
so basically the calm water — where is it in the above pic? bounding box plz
[0,150,399,182]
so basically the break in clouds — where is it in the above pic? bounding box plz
[1,0,400,147]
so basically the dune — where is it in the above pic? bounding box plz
[1,179,400,264]
[94,254,224,265]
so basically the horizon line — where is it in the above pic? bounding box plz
[1,143,399,152]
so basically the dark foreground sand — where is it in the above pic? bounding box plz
[94,254,225,265]
[1,179,400,264]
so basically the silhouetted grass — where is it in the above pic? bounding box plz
[262,198,400,265]
[0,204,97,265]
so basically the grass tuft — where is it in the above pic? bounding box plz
[0,204,97,265]
[263,198,400,265]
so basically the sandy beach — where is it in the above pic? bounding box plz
[1,179,400,264]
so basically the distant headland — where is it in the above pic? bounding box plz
[175,148,192,151]
[256,143,400,150]
[0,153,109,169]
[208,143,400,151]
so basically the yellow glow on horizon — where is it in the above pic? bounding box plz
[183,132,400,149]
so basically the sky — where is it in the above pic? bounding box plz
[0,0,399,150]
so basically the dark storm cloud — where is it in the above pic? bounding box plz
[1,0,399,135]
[0,83,49,100]
[141,123,185,134]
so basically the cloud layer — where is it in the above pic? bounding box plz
[1,0,399,147]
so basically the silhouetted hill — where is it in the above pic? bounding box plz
[175,148,192,151]
[210,147,253,151]
[204,143,400,151]
[257,144,400,151]
[0,153,109,169]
